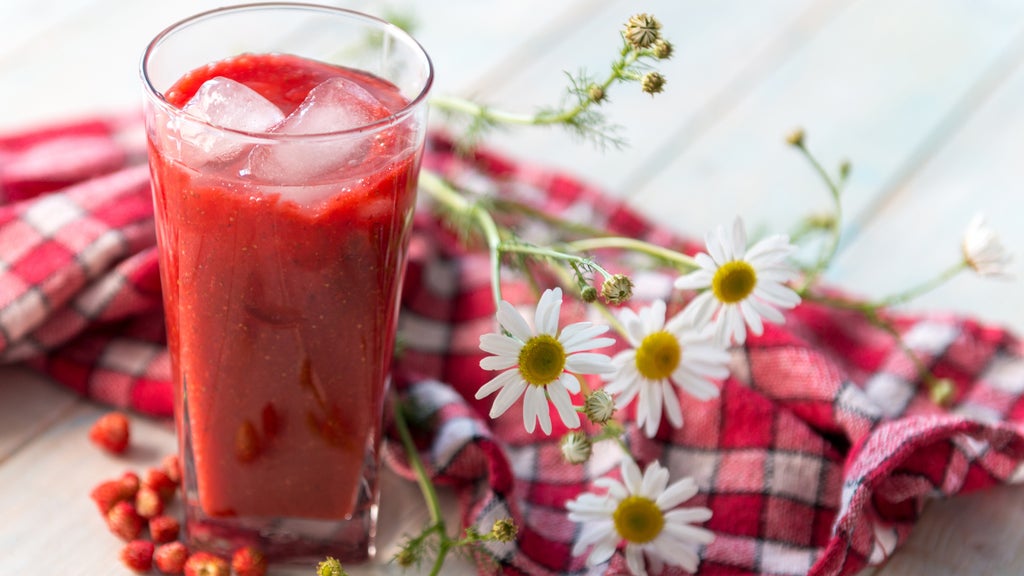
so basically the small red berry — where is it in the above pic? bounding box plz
[120,539,155,573]
[183,551,229,576]
[154,541,189,574]
[89,412,130,454]
[149,515,180,544]
[136,486,164,519]
[231,546,267,576]
[107,501,144,541]
[162,454,182,485]
[120,471,141,495]
[89,479,132,514]
[144,468,178,503]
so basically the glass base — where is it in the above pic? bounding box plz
[177,377,382,565]
[182,501,378,564]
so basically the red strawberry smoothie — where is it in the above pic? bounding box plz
[148,53,419,520]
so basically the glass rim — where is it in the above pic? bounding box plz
[140,1,434,141]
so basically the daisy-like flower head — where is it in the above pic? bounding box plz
[962,213,1012,277]
[603,300,730,437]
[675,217,801,345]
[566,458,714,576]
[477,288,615,435]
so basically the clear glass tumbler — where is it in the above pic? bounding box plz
[141,3,432,564]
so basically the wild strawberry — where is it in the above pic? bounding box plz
[231,546,267,576]
[89,411,130,454]
[162,454,182,485]
[120,539,155,573]
[144,468,178,503]
[149,515,180,544]
[183,551,229,576]
[107,501,144,541]
[154,541,189,574]
[136,486,164,519]
[120,471,141,495]
[90,479,132,514]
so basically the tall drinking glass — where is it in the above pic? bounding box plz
[141,3,432,563]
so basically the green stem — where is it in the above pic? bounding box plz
[500,242,614,280]
[565,236,699,270]
[419,170,504,308]
[429,43,641,130]
[795,143,843,289]
[876,262,966,307]
[392,398,443,528]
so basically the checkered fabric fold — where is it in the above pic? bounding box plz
[2,117,1022,576]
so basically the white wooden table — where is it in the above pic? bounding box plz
[1,1,1023,574]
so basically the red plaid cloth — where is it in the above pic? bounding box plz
[2,116,1022,576]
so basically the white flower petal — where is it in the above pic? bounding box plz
[704,228,725,266]
[479,333,523,358]
[753,281,800,308]
[640,461,669,498]
[558,371,582,395]
[674,268,713,291]
[674,371,721,401]
[594,477,628,500]
[625,544,648,576]
[476,369,521,400]
[525,385,553,435]
[656,478,698,510]
[664,507,714,524]
[548,380,581,429]
[559,322,610,351]
[681,290,719,330]
[566,352,615,375]
[535,287,563,336]
[643,381,663,438]
[739,299,764,336]
[662,522,716,546]
[661,380,684,429]
[563,336,616,355]
[586,534,620,566]
[651,536,700,573]
[621,457,643,495]
[731,217,747,257]
[748,294,787,324]
[488,377,527,418]
[496,300,533,342]
[480,354,518,371]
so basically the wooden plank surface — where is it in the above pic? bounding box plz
[0,0,1023,575]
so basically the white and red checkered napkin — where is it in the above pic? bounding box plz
[2,117,1023,576]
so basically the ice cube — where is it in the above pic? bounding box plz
[174,77,284,167]
[248,77,392,184]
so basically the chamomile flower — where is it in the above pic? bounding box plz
[675,217,800,345]
[477,288,615,435]
[962,213,1011,277]
[566,458,714,575]
[603,300,729,437]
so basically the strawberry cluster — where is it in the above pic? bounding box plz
[88,412,268,576]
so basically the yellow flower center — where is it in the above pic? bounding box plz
[518,334,566,386]
[635,331,680,380]
[613,495,664,544]
[712,261,757,304]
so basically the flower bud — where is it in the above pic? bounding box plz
[581,285,599,303]
[624,13,662,49]
[929,378,955,406]
[583,390,615,424]
[601,274,634,304]
[653,39,674,60]
[641,72,666,95]
[490,518,518,542]
[786,128,805,147]
[587,84,606,104]
[560,431,593,464]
